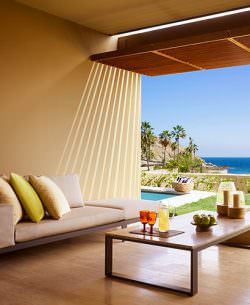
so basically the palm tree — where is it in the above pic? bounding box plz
[171,125,186,158]
[186,137,199,157]
[141,121,152,134]
[141,121,156,170]
[192,144,198,157]
[159,130,172,164]
[171,142,178,160]
[186,137,194,155]
[141,122,153,160]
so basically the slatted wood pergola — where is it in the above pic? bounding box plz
[91,10,250,76]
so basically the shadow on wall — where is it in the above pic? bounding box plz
[56,62,141,200]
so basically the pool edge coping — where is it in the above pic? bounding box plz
[141,186,215,207]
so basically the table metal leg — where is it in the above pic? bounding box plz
[105,235,199,296]
[105,235,113,276]
[190,250,198,296]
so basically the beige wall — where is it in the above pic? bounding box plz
[0,1,141,200]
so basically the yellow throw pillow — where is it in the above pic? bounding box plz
[29,176,71,219]
[0,177,23,224]
[10,173,44,223]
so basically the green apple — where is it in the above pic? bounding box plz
[201,215,210,225]
[193,214,202,224]
[209,216,217,225]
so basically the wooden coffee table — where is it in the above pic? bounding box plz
[105,210,250,296]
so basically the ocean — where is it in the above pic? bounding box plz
[203,157,250,175]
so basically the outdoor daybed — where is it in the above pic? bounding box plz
[0,174,156,254]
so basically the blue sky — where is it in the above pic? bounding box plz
[142,65,250,157]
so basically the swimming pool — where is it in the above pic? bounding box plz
[141,191,179,201]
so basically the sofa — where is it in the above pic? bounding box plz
[0,174,156,254]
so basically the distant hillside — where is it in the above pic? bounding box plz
[142,137,185,163]
[142,138,226,173]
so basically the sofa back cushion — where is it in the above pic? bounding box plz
[0,177,23,224]
[48,174,84,208]
[10,173,44,223]
[29,176,71,219]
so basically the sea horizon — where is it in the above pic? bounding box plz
[202,157,250,174]
[202,156,250,158]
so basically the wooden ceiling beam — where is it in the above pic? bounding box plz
[151,50,204,70]
[91,11,250,62]
[118,11,250,49]
[90,10,250,76]
[91,27,250,62]
[227,37,250,52]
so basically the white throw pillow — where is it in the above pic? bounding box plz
[29,176,71,219]
[0,177,23,224]
[48,174,84,208]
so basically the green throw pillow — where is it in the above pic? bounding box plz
[10,173,44,223]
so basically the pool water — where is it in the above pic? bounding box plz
[141,191,179,201]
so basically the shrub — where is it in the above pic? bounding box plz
[141,172,250,193]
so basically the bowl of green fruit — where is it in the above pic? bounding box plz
[191,213,217,232]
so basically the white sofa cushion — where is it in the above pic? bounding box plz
[15,206,124,242]
[29,176,71,219]
[49,174,84,208]
[85,198,157,220]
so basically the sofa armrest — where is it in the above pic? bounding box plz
[0,204,15,248]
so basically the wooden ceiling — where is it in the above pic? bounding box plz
[91,10,250,76]
[16,0,250,35]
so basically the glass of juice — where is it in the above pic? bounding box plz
[147,211,157,234]
[139,210,149,232]
[158,203,169,232]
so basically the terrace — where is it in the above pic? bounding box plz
[0,1,250,304]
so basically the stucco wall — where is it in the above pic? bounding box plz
[0,1,141,200]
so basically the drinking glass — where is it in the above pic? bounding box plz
[159,203,169,232]
[147,211,157,234]
[139,210,149,232]
[168,204,176,220]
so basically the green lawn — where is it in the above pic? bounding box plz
[176,194,250,216]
